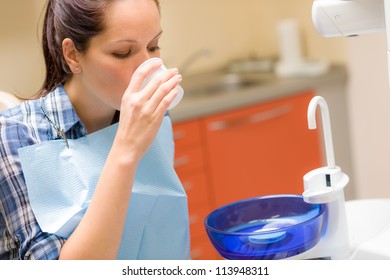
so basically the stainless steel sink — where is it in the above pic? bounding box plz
[181,72,274,97]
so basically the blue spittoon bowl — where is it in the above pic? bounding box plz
[204,195,328,260]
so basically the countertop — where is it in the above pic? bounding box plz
[169,65,348,123]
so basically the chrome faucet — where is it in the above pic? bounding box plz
[179,48,213,75]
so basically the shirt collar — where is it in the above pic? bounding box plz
[40,85,87,139]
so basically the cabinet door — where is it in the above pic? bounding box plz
[173,120,218,259]
[202,92,323,208]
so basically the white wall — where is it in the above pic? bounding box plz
[347,33,390,199]
[0,0,45,97]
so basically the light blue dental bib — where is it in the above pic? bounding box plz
[18,116,190,260]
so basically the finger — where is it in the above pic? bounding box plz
[128,58,164,92]
[146,73,182,111]
[158,86,180,113]
[149,86,180,122]
[140,68,180,101]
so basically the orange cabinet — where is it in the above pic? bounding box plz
[173,120,219,260]
[173,91,323,259]
[201,91,323,208]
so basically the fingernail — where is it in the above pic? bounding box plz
[171,68,179,74]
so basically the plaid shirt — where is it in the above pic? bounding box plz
[0,86,86,259]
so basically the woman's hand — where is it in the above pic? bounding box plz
[115,58,182,162]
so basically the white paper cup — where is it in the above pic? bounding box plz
[138,57,184,110]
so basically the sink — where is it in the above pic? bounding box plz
[181,72,274,97]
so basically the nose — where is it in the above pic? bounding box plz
[136,52,160,69]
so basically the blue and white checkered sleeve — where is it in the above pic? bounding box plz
[0,115,65,260]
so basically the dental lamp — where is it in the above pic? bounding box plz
[312,0,386,37]
[312,0,390,82]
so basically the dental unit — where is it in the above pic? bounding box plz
[204,0,390,260]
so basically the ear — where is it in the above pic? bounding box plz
[62,38,81,74]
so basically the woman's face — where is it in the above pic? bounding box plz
[75,0,162,111]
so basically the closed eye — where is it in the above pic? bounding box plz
[112,50,131,59]
[148,46,161,53]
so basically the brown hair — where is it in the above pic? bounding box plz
[40,0,160,96]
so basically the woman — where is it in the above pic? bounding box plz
[0,0,185,259]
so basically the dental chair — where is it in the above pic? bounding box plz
[0,90,21,111]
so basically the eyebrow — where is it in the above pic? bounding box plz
[116,30,163,43]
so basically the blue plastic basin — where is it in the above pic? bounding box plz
[204,195,327,260]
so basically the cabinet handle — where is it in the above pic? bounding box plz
[208,104,292,131]
[173,130,186,141]
[190,248,203,259]
[182,182,193,191]
[174,155,190,168]
[189,214,199,225]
